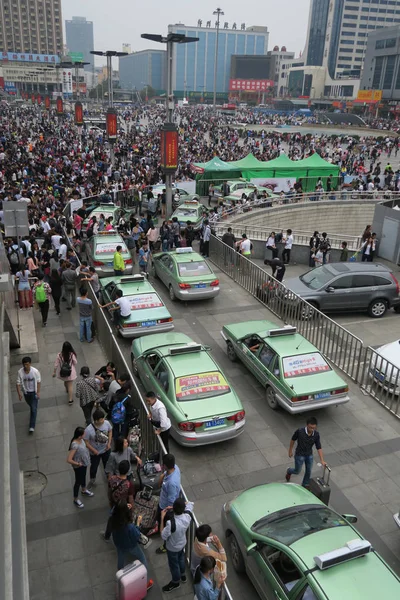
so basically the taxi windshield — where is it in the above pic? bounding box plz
[300,266,335,290]
[175,371,230,401]
[252,506,347,545]
[178,261,212,277]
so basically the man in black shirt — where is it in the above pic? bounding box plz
[285,417,326,487]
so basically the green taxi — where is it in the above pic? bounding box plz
[83,202,132,230]
[85,232,133,277]
[221,483,400,600]
[131,332,245,446]
[171,200,207,232]
[221,320,349,413]
[223,187,278,209]
[100,274,173,338]
[213,179,250,198]
[151,247,220,301]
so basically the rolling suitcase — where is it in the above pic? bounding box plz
[309,464,331,505]
[116,560,147,600]
[131,485,159,534]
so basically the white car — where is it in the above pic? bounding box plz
[369,339,400,394]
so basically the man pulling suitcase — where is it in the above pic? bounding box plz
[285,416,326,488]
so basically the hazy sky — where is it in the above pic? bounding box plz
[62,0,310,65]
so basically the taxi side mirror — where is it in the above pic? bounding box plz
[342,514,358,524]
[246,542,258,555]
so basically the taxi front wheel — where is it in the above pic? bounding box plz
[169,285,177,301]
[226,341,237,362]
[228,533,246,573]
[266,386,279,410]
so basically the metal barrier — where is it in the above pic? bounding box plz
[0,300,30,600]
[360,346,400,417]
[215,222,361,251]
[209,235,364,382]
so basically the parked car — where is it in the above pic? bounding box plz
[99,274,173,338]
[131,332,245,446]
[85,232,133,277]
[284,262,400,318]
[82,202,132,230]
[151,247,220,301]
[170,200,207,232]
[222,482,400,600]
[368,338,400,394]
[221,320,349,412]
[141,185,199,212]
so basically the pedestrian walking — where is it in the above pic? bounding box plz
[77,286,93,343]
[309,231,320,268]
[101,459,135,541]
[109,381,136,440]
[32,273,51,327]
[66,426,94,508]
[146,391,171,453]
[16,356,41,433]
[75,366,103,425]
[194,556,226,600]
[49,268,62,315]
[161,497,194,593]
[81,266,100,299]
[282,229,293,265]
[15,266,32,309]
[266,231,278,259]
[61,261,77,310]
[53,341,77,405]
[138,241,150,273]
[319,232,331,265]
[154,453,181,548]
[340,241,348,262]
[84,409,112,487]
[110,501,153,590]
[202,219,211,258]
[285,417,326,488]
[113,245,125,276]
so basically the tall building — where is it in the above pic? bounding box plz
[0,0,63,55]
[304,0,400,79]
[119,50,166,92]
[168,22,269,93]
[65,16,94,70]
[360,25,400,99]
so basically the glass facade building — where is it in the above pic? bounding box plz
[168,24,269,93]
[306,0,330,66]
[360,24,400,99]
[65,16,94,71]
[119,50,166,92]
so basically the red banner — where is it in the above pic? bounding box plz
[31,93,35,103]
[56,96,63,115]
[161,128,178,171]
[229,78,274,91]
[45,95,50,109]
[75,101,83,126]
[106,109,118,139]
[37,95,42,105]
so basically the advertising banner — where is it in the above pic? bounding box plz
[175,372,230,398]
[96,242,127,254]
[126,293,163,310]
[283,353,330,378]
[0,52,59,64]
[250,177,296,193]
[229,79,274,91]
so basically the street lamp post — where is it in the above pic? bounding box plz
[141,32,199,216]
[213,7,224,109]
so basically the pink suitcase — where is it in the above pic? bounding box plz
[116,560,148,600]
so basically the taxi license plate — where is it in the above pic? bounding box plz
[195,284,206,288]
[205,418,225,428]
[107,262,113,267]
[314,392,331,400]
[142,321,156,327]
[375,370,385,382]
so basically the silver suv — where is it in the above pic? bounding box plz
[285,262,400,318]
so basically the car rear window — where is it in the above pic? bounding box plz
[175,371,230,401]
[283,353,331,378]
[177,208,197,217]
[252,506,347,545]
[178,261,212,277]
[96,243,128,254]
[300,266,335,290]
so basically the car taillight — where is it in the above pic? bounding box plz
[179,283,191,289]
[93,260,104,266]
[390,273,400,296]
[158,317,173,324]
[227,410,245,423]
[332,387,348,395]
[178,422,203,431]
[123,322,139,328]
[125,258,132,265]
[292,395,312,402]
[210,280,220,287]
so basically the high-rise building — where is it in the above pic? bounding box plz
[304,0,400,78]
[0,0,63,55]
[65,16,94,70]
[119,50,166,92]
[168,22,269,93]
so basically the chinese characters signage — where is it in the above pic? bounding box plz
[356,90,382,103]
[1,52,60,64]
[106,109,118,140]
[160,125,178,173]
[229,79,274,91]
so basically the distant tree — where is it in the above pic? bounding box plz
[140,85,156,100]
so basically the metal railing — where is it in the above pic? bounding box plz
[360,346,400,417]
[69,239,233,599]
[214,223,361,251]
[209,235,364,382]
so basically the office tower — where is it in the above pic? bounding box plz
[168,22,269,93]
[119,50,166,92]
[0,0,63,55]
[65,16,94,70]
[304,0,400,78]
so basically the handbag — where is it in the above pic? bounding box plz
[59,354,72,378]
[93,424,109,445]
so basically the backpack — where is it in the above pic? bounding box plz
[9,247,19,265]
[35,283,47,303]
[59,354,72,378]
[126,236,135,250]
[109,476,130,506]
[319,239,330,253]
[111,396,128,424]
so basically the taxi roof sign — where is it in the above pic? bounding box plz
[169,343,202,356]
[268,326,297,338]
[176,247,193,254]
[314,539,371,570]
[120,275,145,283]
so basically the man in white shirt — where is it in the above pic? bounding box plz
[101,289,131,329]
[51,233,62,251]
[146,391,172,452]
[16,356,41,433]
[58,238,68,260]
[282,228,293,265]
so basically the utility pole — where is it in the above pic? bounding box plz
[213,7,224,109]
